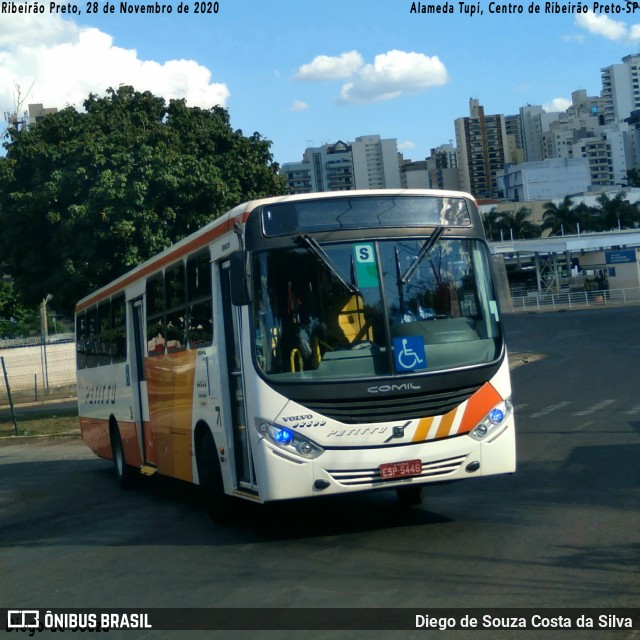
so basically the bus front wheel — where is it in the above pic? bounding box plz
[198,430,233,523]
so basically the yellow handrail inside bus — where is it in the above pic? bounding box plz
[290,348,303,372]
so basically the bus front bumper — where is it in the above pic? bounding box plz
[254,418,515,502]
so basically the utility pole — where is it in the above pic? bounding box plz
[40,294,52,390]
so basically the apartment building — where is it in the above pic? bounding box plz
[455,99,510,198]
[425,143,460,190]
[601,54,640,125]
[281,135,401,194]
[399,159,430,189]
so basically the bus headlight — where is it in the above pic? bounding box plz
[256,420,324,459]
[469,398,512,441]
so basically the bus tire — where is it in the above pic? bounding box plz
[396,485,423,506]
[198,430,233,523]
[111,426,137,490]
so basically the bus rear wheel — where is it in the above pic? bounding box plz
[198,430,233,523]
[111,426,137,489]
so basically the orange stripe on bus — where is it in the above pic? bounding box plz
[411,382,503,442]
[435,409,457,439]
[145,349,197,482]
[456,382,502,434]
[412,416,434,442]
[79,416,141,466]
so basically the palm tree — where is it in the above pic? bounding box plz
[481,208,502,241]
[592,192,639,230]
[572,202,597,232]
[498,207,541,239]
[541,196,577,235]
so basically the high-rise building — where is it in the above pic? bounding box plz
[454,99,510,198]
[399,158,430,189]
[601,54,640,124]
[505,114,525,165]
[425,144,460,190]
[519,105,560,163]
[351,135,401,189]
[281,135,401,194]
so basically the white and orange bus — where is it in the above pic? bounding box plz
[75,189,515,516]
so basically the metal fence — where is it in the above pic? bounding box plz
[0,333,76,407]
[511,287,640,312]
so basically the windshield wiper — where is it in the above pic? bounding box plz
[401,227,445,284]
[297,234,360,295]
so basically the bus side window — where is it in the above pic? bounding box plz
[98,300,112,366]
[166,263,187,353]
[76,312,87,369]
[112,294,127,363]
[187,252,213,348]
[146,273,166,355]
[188,300,213,347]
[86,306,99,368]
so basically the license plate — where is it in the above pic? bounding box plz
[379,459,422,480]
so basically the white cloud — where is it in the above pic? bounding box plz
[290,100,310,112]
[575,13,635,42]
[295,49,448,104]
[339,50,448,104]
[543,97,572,113]
[295,51,364,81]
[0,14,229,115]
[0,13,77,50]
[397,140,416,151]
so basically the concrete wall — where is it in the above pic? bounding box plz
[0,341,76,393]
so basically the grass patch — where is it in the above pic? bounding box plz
[0,406,79,437]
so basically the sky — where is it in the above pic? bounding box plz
[1,1,640,166]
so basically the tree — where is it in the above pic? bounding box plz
[626,168,640,187]
[0,86,286,315]
[498,207,541,239]
[482,208,502,241]
[591,192,639,231]
[541,196,578,235]
[0,280,39,338]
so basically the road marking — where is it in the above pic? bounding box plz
[622,405,640,415]
[572,399,616,416]
[529,401,572,418]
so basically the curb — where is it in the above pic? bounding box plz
[0,397,77,412]
[0,431,81,444]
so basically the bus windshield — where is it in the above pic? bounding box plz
[251,237,502,381]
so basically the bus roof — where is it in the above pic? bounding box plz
[75,189,476,312]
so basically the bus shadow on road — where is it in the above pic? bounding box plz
[241,493,454,540]
[0,452,457,548]
[142,472,455,540]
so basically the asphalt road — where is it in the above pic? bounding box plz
[0,307,638,640]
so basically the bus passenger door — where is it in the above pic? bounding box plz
[130,299,152,465]
[220,261,255,491]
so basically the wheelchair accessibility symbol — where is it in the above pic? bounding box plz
[393,336,427,372]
